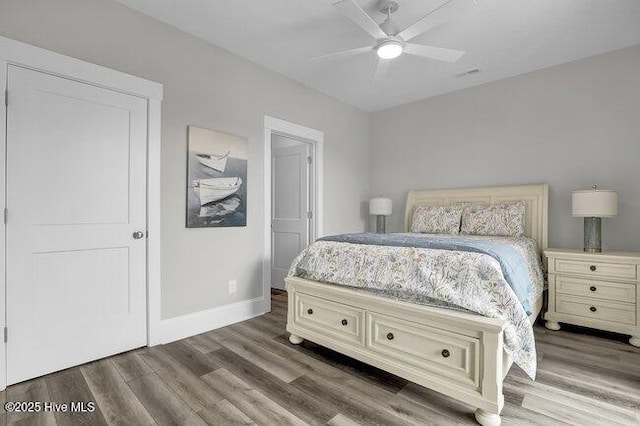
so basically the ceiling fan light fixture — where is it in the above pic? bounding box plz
[376,40,403,59]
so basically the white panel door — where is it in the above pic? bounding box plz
[6,65,148,385]
[271,138,311,290]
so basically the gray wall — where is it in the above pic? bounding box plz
[371,45,640,251]
[1,0,638,321]
[0,0,370,319]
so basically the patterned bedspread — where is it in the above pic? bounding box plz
[288,233,544,379]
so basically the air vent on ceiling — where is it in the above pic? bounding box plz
[454,67,480,77]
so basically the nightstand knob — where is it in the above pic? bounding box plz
[590,286,597,292]
[441,349,450,358]
[590,306,597,312]
[387,333,394,340]
[341,319,348,326]
[307,308,313,315]
[590,265,597,272]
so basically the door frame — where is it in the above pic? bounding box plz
[0,36,163,390]
[263,116,324,311]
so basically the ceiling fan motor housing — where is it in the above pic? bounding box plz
[379,0,400,35]
[380,17,401,36]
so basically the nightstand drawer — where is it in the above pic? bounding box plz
[555,276,636,303]
[556,295,636,326]
[554,259,637,280]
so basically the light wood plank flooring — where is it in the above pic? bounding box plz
[1,290,639,426]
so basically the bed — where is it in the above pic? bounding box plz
[285,184,548,426]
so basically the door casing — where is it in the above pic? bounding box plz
[0,35,163,390]
[263,116,324,312]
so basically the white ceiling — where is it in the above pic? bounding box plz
[114,0,640,111]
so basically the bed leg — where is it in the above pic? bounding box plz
[545,320,561,331]
[288,334,304,345]
[474,409,501,426]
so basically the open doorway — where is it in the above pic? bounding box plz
[263,117,323,297]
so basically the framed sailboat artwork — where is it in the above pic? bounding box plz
[187,126,248,228]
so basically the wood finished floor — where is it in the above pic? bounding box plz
[1,290,639,426]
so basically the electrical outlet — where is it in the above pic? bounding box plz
[228,280,237,294]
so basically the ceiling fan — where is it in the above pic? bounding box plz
[316,0,465,78]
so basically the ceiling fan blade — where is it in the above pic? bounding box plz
[373,59,391,81]
[397,0,453,41]
[334,0,388,40]
[311,46,372,61]
[404,43,464,62]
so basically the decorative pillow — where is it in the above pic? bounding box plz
[461,200,526,237]
[411,204,463,234]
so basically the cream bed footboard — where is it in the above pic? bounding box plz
[286,276,513,426]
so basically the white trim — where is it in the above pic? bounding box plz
[0,36,163,390]
[146,99,163,345]
[0,57,8,391]
[263,116,324,307]
[157,297,266,344]
[264,116,324,144]
[0,37,162,100]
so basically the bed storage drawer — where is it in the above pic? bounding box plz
[555,294,636,326]
[292,292,365,346]
[366,312,480,389]
[553,259,636,280]
[555,276,636,303]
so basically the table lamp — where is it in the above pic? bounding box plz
[572,185,618,252]
[369,197,392,233]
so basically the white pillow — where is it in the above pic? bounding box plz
[460,200,526,237]
[411,204,463,234]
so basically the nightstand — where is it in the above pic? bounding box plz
[544,248,640,346]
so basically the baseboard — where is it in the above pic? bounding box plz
[155,296,266,345]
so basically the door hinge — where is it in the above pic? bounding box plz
[307,211,313,219]
[4,89,7,107]
[307,156,312,164]
[4,327,7,343]
[3,208,6,225]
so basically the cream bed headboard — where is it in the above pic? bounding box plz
[405,184,549,253]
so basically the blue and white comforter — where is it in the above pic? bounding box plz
[288,233,544,379]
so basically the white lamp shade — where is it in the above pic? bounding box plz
[369,197,392,216]
[572,190,618,217]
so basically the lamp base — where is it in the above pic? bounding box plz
[583,217,602,253]
[376,215,386,234]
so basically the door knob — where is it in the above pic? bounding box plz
[133,231,145,240]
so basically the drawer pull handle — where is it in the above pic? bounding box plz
[341,319,348,326]
[590,265,597,272]
[590,286,597,292]
[307,308,313,315]
[441,349,450,358]
[387,333,394,341]
[590,306,597,312]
